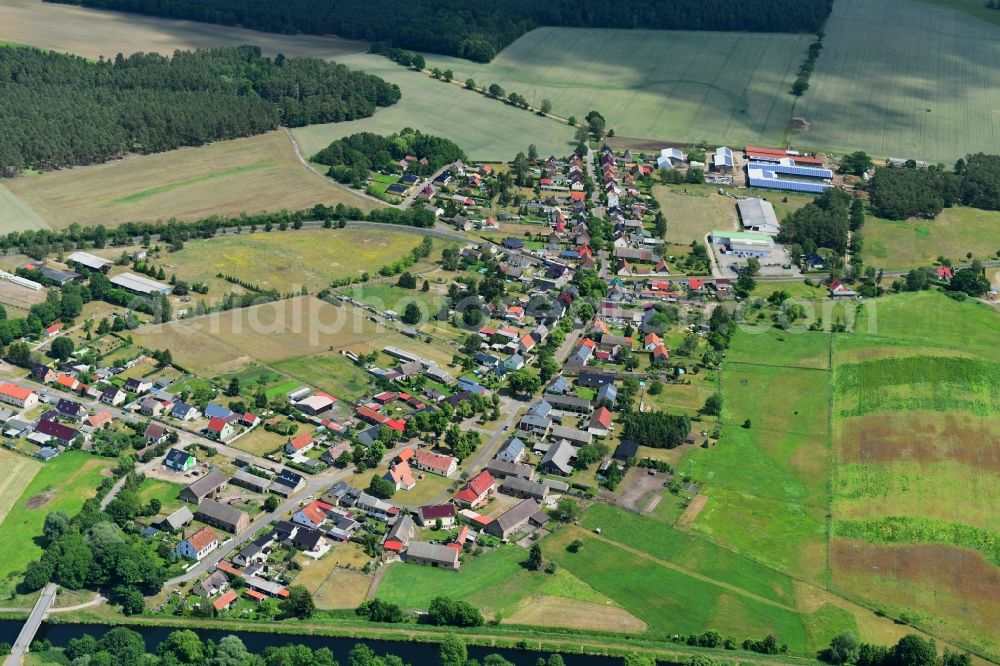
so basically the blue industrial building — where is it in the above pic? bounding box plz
[747,160,833,194]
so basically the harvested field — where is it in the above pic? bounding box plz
[131,297,458,376]
[0,182,46,234]
[0,279,46,312]
[676,495,707,528]
[291,53,575,161]
[838,411,1000,469]
[161,227,445,296]
[794,0,1000,162]
[504,596,646,634]
[0,0,366,60]
[831,539,1000,659]
[0,450,40,526]
[5,131,380,230]
[652,185,738,245]
[424,27,811,149]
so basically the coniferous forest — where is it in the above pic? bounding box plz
[0,45,401,175]
[44,0,835,62]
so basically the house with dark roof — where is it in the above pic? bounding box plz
[164,447,195,472]
[55,398,86,423]
[99,386,126,406]
[613,439,640,461]
[417,504,456,527]
[35,418,81,447]
[195,499,249,533]
[540,439,576,476]
[180,469,228,503]
[496,437,525,463]
[270,469,306,497]
[499,476,548,501]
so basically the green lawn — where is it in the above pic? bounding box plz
[376,545,610,618]
[137,477,185,515]
[794,0,1000,161]
[272,351,375,402]
[352,284,445,318]
[861,207,1000,270]
[723,328,830,370]
[0,452,113,597]
[423,27,810,150]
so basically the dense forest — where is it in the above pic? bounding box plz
[0,45,400,175]
[776,188,855,256]
[312,129,467,185]
[45,0,835,62]
[868,153,1000,220]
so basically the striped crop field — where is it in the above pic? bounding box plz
[421,27,811,150]
[793,0,1000,162]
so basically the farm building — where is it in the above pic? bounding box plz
[747,161,833,194]
[66,251,112,272]
[712,146,734,173]
[195,499,250,534]
[737,198,781,235]
[711,230,775,258]
[109,272,173,296]
[404,541,460,570]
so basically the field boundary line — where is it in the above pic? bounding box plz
[580,527,800,612]
[723,360,830,372]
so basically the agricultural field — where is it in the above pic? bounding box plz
[861,206,1000,270]
[828,291,1000,659]
[4,131,380,230]
[681,332,833,584]
[294,542,372,610]
[793,0,1000,162]
[131,296,458,378]
[0,452,113,598]
[161,227,449,296]
[0,0,366,60]
[652,185,738,245]
[0,182,47,233]
[290,53,576,161]
[423,28,810,150]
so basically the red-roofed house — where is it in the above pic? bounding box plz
[580,338,596,350]
[651,345,670,364]
[384,461,416,490]
[293,500,333,529]
[413,449,458,477]
[936,266,953,280]
[87,411,112,430]
[385,418,406,432]
[591,319,610,335]
[55,374,79,391]
[241,413,259,427]
[205,417,234,441]
[45,323,62,338]
[213,589,238,611]
[518,335,536,353]
[687,278,706,291]
[373,391,398,404]
[177,526,219,561]
[285,433,315,454]
[356,405,388,426]
[447,525,470,551]
[0,383,38,409]
[829,280,858,298]
[245,589,266,602]
[397,447,415,463]
[587,407,613,436]
[644,333,662,351]
[454,470,496,509]
[505,305,525,322]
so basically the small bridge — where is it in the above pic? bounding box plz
[4,583,58,666]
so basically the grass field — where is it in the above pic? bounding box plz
[423,28,811,150]
[295,542,372,610]
[0,452,113,597]
[0,449,41,527]
[0,0,366,60]
[291,54,576,161]
[681,333,832,584]
[4,131,380,229]
[0,182,47,233]
[861,207,1000,270]
[162,228,445,295]
[793,0,1000,162]
[828,291,1000,659]
[131,296,458,378]
[652,185,738,245]
[137,477,185,515]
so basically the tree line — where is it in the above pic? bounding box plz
[868,153,1000,220]
[0,45,400,174]
[44,0,834,62]
[312,129,466,186]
